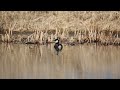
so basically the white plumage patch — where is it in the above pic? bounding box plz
[58,45,62,49]
[55,40,59,43]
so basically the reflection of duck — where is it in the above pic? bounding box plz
[54,38,63,52]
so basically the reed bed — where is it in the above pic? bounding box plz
[0,11,120,45]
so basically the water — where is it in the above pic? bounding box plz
[0,43,120,79]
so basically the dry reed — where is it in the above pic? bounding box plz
[0,11,120,45]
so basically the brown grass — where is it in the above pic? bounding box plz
[0,11,120,45]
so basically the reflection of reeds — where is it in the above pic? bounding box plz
[0,43,120,78]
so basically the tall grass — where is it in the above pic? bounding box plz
[0,11,120,45]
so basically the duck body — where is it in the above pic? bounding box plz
[54,39,63,51]
[54,43,63,51]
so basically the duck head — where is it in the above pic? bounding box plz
[54,38,59,44]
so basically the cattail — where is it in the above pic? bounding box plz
[50,34,54,42]
[78,33,81,43]
[47,36,51,42]
[35,31,39,41]
[1,34,4,42]
[7,33,10,42]
[40,31,43,43]
[8,29,11,36]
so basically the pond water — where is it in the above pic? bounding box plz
[0,43,120,79]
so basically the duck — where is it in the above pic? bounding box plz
[54,38,63,51]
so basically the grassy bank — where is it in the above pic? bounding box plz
[0,11,120,45]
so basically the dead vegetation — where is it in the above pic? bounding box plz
[0,11,120,46]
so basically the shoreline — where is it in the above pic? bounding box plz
[0,30,120,46]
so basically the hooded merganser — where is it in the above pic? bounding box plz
[54,38,63,51]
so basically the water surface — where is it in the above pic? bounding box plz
[0,43,120,79]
